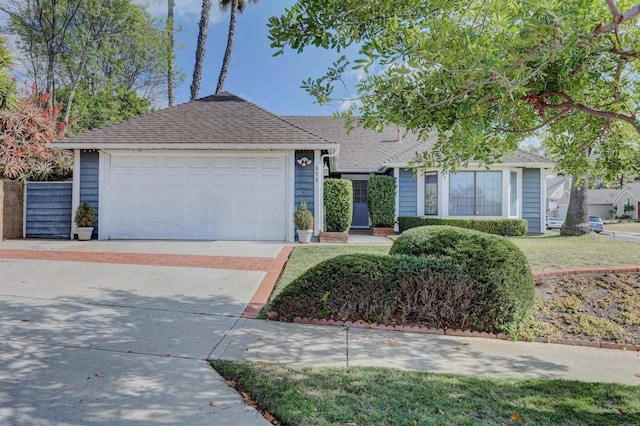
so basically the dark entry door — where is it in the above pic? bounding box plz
[351,179,370,227]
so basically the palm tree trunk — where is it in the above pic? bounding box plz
[167,0,175,107]
[215,0,238,94]
[190,0,212,101]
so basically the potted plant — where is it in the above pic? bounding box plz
[294,202,314,243]
[74,201,95,241]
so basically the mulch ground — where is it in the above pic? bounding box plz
[529,273,640,345]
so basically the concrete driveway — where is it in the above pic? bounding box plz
[0,240,284,425]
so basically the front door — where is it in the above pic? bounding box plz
[351,179,370,227]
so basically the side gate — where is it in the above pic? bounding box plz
[24,181,72,239]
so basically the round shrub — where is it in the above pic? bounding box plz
[390,225,534,333]
[268,254,481,329]
[324,178,352,232]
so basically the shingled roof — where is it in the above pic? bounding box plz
[54,93,336,150]
[284,116,554,172]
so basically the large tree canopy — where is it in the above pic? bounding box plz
[4,0,166,128]
[268,1,640,183]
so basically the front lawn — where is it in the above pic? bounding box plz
[212,361,640,425]
[511,234,640,271]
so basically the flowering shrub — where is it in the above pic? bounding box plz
[0,86,73,181]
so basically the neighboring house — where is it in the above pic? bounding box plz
[51,93,553,241]
[587,188,618,219]
[546,177,570,218]
[612,182,640,219]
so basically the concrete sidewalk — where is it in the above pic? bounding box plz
[212,319,640,385]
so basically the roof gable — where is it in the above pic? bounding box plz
[54,93,333,148]
[613,182,640,203]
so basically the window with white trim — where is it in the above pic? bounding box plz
[424,172,438,215]
[449,171,502,216]
[509,171,518,216]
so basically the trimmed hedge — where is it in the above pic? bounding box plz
[398,216,528,236]
[367,175,396,227]
[268,254,480,329]
[324,178,353,232]
[389,226,534,333]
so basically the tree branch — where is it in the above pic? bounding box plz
[541,92,640,132]
[595,3,640,35]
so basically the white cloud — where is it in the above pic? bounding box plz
[349,67,367,82]
[337,98,361,112]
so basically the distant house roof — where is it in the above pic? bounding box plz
[613,182,640,204]
[588,188,619,205]
[547,177,570,200]
[284,116,553,172]
[53,93,337,150]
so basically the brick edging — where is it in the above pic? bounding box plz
[533,266,640,284]
[280,316,640,351]
[241,246,293,319]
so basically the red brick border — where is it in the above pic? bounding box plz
[241,246,293,319]
[533,266,640,284]
[0,249,274,271]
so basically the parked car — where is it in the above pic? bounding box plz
[545,216,563,230]
[589,216,604,233]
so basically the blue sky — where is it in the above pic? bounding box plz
[148,0,360,115]
[2,0,361,115]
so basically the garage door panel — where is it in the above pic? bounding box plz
[108,154,287,241]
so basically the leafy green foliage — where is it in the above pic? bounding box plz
[269,1,640,182]
[398,216,528,236]
[293,202,314,230]
[0,35,17,110]
[323,178,352,232]
[269,253,484,330]
[367,175,396,227]
[57,84,151,134]
[390,226,535,333]
[74,201,95,227]
[7,0,167,128]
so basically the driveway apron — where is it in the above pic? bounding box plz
[0,240,281,425]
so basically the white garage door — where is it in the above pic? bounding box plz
[107,153,288,240]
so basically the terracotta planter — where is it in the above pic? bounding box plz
[319,231,348,243]
[371,227,395,236]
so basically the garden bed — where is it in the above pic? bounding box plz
[525,273,640,345]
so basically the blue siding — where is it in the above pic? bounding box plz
[25,182,72,238]
[294,151,314,213]
[80,151,99,238]
[522,168,542,234]
[399,169,417,216]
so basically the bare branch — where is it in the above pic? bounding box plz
[606,0,622,19]
[595,3,640,35]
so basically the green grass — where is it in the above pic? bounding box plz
[510,234,640,271]
[211,361,640,425]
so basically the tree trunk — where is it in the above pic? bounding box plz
[190,0,212,101]
[560,174,590,236]
[215,0,238,94]
[167,0,175,107]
